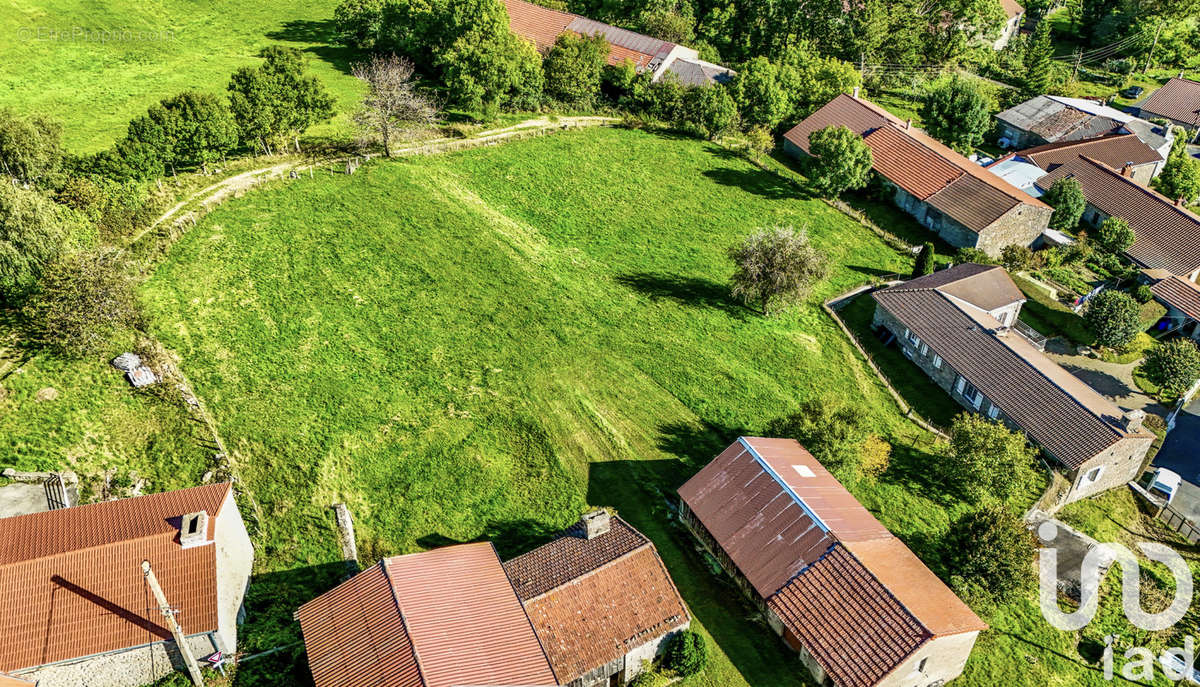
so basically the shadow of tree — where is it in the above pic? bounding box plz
[845,264,901,279]
[700,167,801,200]
[655,419,750,469]
[264,20,365,77]
[614,272,748,318]
[1058,363,1135,399]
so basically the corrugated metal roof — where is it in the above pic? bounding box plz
[1037,155,1200,276]
[1139,78,1200,125]
[0,484,232,672]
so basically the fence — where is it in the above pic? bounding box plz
[1159,503,1200,544]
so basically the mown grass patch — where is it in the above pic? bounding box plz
[1014,274,1093,346]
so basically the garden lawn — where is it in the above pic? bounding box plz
[142,127,1155,685]
[0,0,361,152]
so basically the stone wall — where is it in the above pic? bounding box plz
[891,186,980,250]
[998,122,1044,150]
[1068,436,1153,502]
[876,630,981,687]
[566,628,687,687]
[974,202,1052,258]
[14,634,220,687]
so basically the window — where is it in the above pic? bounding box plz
[997,311,1010,326]
[918,657,928,673]
[988,402,1001,419]
[919,342,928,356]
[932,354,943,369]
[906,329,921,347]
[1085,467,1103,483]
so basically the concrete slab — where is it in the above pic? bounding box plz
[0,482,49,518]
[1030,513,1115,600]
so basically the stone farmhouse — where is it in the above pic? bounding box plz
[679,437,987,687]
[1137,77,1200,141]
[503,0,734,87]
[1008,133,1165,184]
[784,93,1052,257]
[297,513,689,687]
[996,95,1174,158]
[0,484,253,687]
[994,0,1025,49]
[872,264,1155,504]
[1034,154,1200,281]
[504,511,690,687]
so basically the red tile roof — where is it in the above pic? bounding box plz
[1000,0,1024,18]
[1139,77,1200,125]
[678,438,985,687]
[863,125,962,199]
[1037,155,1200,276]
[0,484,232,672]
[1151,274,1200,321]
[874,265,1153,468]
[1019,134,1162,172]
[507,521,689,684]
[503,0,670,69]
[782,94,904,155]
[297,543,557,687]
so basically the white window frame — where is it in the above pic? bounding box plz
[932,354,943,369]
[919,342,928,356]
[988,402,1001,419]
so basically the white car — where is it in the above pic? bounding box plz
[1149,468,1183,504]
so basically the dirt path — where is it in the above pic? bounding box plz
[133,116,618,246]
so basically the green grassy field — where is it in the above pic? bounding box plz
[0,0,362,152]
[132,126,1172,686]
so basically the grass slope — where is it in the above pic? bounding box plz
[141,128,1158,685]
[0,0,361,152]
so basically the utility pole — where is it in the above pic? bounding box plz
[1072,48,1082,81]
[1143,21,1163,75]
[142,560,205,686]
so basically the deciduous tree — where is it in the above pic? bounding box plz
[1154,135,1200,205]
[228,47,335,154]
[0,109,64,187]
[1095,216,1135,254]
[126,91,238,174]
[945,504,1035,602]
[543,33,609,106]
[352,54,439,156]
[0,184,88,302]
[945,413,1039,503]
[920,76,993,153]
[1042,177,1086,231]
[730,57,788,129]
[1141,338,1200,399]
[805,125,873,198]
[682,86,738,139]
[729,225,829,315]
[1084,289,1141,349]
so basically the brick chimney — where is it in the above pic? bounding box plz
[1120,409,1145,433]
[1121,162,1133,177]
[180,511,210,548]
[581,509,611,540]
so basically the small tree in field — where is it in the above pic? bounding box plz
[945,413,1038,503]
[1084,289,1140,349]
[770,397,871,477]
[913,242,935,277]
[945,503,1034,602]
[729,225,829,315]
[682,85,738,139]
[23,248,144,357]
[1095,216,1135,254]
[805,125,873,198]
[1042,177,1086,231]
[1141,338,1200,399]
[663,630,707,677]
[352,54,438,157]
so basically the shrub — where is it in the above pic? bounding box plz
[770,397,871,478]
[1141,338,1200,399]
[0,108,64,187]
[956,247,993,265]
[22,248,144,357]
[913,242,935,277]
[729,225,829,315]
[663,630,707,677]
[1095,216,1135,254]
[805,125,873,198]
[1000,244,1034,272]
[1084,289,1140,349]
[1134,284,1154,304]
[1042,177,1086,232]
[0,183,90,302]
[859,435,892,479]
[945,413,1039,503]
[945,503,1035,602]
[742,126,774,161]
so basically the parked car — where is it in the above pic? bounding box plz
[1148,467,1182,504]
[1122,86,1144,99]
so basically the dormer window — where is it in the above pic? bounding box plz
[180,511,210,549]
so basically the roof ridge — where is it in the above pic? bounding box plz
[1079,155,1200,220]
[834,543,934,640]
[933,290,1129,442]
[379,559,428,687]
[519,540,654,604]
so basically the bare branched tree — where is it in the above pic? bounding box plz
[729,225,829,316]
[351,54,438,157]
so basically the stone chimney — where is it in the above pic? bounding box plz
[179,511,210,548]
[1121,162,1133,177]
[852,86,860,98]
[1120,409,1145,433]
[905,118,913,130]
[581,509,611,540]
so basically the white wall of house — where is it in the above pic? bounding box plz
[214,491,255,653]
[993,13,1022,49]
[876,631,981,687]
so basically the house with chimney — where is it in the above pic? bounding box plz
[504,510,690,687]
[297,511,689,687]
[1034,155,1200,282]
[872,264,1156,504]
[0,483,254,687]
[996,95,1174,158]
[1144,271,1200,342]
[502,0,734,87]
[1004,133,1165,184]
[1137,77,1200,141]
[678,437,987,687]
[784,93,1052,257]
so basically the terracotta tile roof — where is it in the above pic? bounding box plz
[0,484,232,672]
[874,268,1153,468]
[927,173,1025,232]
[507,522,689,684]
[0,673,35,686]
[503,0,573,52]
[1000,0,1024,18]
[767,545,930,687]
[1019,134,1162,172]
[782,93,903,155]
[297,543,557,687]
[1151,274,1200,321]
[503,0,674,70]
[504,517,648,600]
[679,438,985,687]
[1037,156,1200,276]
[296,563,422,687]
[1139,78,1200,125]
[862,125,962,199]
[900,263,1025,311]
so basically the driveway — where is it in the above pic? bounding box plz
[1153,396,1200,525]
[1043,338,1168,416]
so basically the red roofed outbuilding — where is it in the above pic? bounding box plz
[678,438,986,687]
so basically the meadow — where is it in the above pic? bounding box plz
[0,0,361,152]
[133,126,1171,685]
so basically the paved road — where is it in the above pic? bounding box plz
[1153,396,1200,524]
